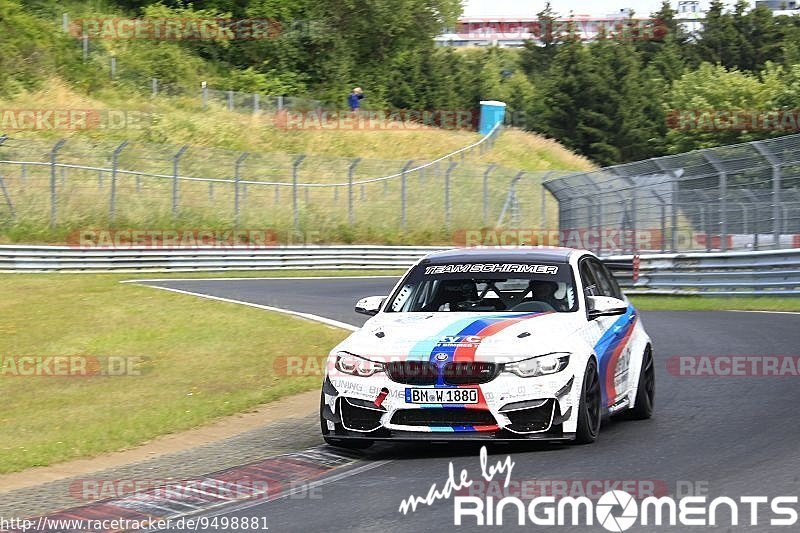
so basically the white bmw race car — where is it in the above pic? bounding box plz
[320,248,654,448]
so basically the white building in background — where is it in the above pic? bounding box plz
[755,0,800,15]
[434,9,650,48]
[674,0,704,37]
[434,1,800,48]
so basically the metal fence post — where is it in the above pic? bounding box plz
[292,155,306,236]
[483,164,496,226]
[110,56,116,80]
[445,162,457,228]
[277,96,284,111]
[234,153,248,227]
[82,34,88,62]
[753,141,782,248]
[49,139,67,228]
[227,90,234,111]
[0,137,14,220]
[540,171,554,231]
[348,158,360,225]
[400,160,413,230]
[704,153,727,251]
[172,145,189,216]
[109,140,128,221]
[0,173,14,221]
[669,171,685,252]
[201,82,208,109]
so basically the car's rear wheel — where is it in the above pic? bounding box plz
[320,391,374,450]
[627,347,655,420]
[574,358,601,444]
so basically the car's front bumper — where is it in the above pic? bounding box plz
[321,367,580,441]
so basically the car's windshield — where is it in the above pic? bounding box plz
[386,261,577,313]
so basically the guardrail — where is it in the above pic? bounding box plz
[1,245,796,295]
[0,245,442,273]
[607,248,800,295]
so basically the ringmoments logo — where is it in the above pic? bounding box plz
[452,491,799,529]
[396,446,799,530]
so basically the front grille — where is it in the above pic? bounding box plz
[386,361,500,385]
[385,361,438,385]
[339,399,384,431]
[391,408,496,427]
[443,362,500,385]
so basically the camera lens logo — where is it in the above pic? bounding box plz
[596,490,638,532]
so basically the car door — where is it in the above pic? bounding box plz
[587,258,637,407]
[578,256,617,356]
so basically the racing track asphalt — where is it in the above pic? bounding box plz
[136,277,800,532]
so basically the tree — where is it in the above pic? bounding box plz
[519,2,559,76]
[665,63,780,153]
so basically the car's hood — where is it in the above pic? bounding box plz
[333,311,585,362]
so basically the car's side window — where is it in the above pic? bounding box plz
[588,259,616,298]
[596,261,623,299]
[579,261,599,296]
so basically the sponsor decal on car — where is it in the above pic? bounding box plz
[423,264,559,275]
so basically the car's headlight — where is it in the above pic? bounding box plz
[503,352,570,378]
[334,352,384,377]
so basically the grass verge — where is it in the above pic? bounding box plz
[0,272,350,474]
[629,295,800,312]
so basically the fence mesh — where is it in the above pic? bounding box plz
[0,126,569,243]
[544,133,800,253]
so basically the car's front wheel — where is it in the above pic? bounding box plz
[320,391,374,450]
[627,347,655,420]
[574,358,601,444]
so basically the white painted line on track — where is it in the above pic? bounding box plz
[727,310,800,315]
[117,278,396,531]
[121,275,399,283]
[129,283,359,331]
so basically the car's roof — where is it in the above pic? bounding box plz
[421,247,589,264]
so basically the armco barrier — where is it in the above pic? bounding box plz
[0,245,796,295]
[0,245,442,273]
[607,248,800,295]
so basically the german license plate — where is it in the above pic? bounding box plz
[405,388,478,404]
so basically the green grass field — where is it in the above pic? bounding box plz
[0,272,350,474]
[629,295,800,312]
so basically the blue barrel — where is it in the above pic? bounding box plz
[478,100,507,135]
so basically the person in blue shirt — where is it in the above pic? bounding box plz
[348,87,364,112]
